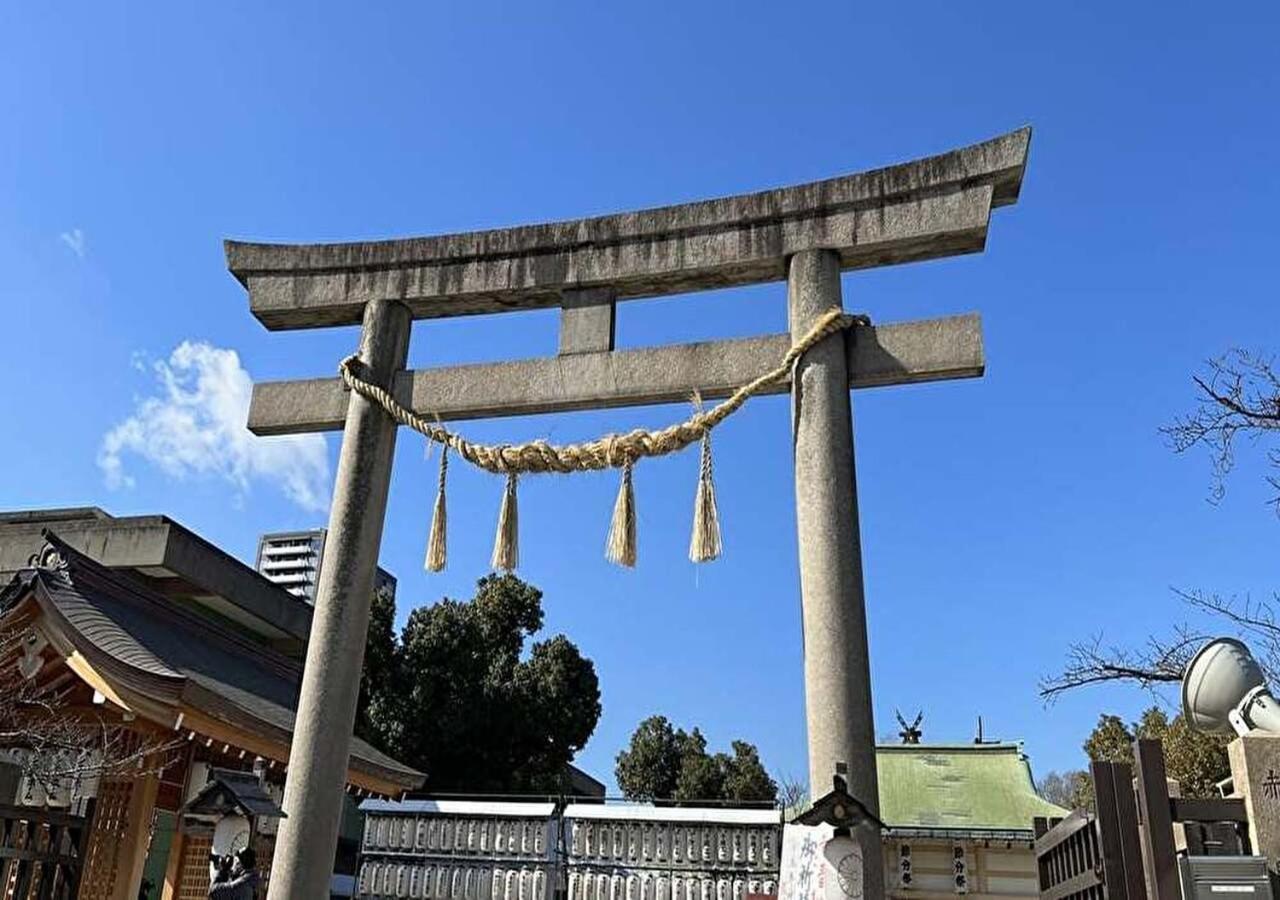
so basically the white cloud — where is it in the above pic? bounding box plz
[99,341,331,513]
[59,228,85,258]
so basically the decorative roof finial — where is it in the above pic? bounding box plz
[26,540,67,578]
[896,709,924,744]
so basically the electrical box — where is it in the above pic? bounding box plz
[1179,856,1274,899]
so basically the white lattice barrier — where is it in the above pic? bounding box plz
[561,806,780,900]
[357,800,557,900]
[355,800,783,900]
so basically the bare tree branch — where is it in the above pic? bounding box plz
[0,623,182,802]
[1162,349,1280,513]
[1045,350,1280,704]
[1039,625,1206,702]
[1175,589,1280,685]
[775,771,808,812]
[1041,589,1280,702]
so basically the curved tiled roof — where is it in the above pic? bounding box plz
[0,533,422,791]
[31,566,183,680]
[876,742,1067,833]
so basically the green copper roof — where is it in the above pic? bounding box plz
[875,743,1068,832]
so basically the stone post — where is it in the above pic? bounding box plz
[788,249,884,897]
[1229,734,1280,888]
[266,299,411,900]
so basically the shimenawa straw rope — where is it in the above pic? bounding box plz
[339,308,865,570]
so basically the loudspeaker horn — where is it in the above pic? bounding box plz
[1182,637,1280,736]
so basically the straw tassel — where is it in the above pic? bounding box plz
[424,445,448,572]
[689,405,723,563]
[491,472,520,571]
[605,460,637,567]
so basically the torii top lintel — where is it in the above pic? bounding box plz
[225,128,1030,331]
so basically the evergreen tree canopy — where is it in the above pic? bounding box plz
[615,715,777,804]
[356,574,601,793]
[1065,707,1232,810]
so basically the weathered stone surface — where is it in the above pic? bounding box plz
[266,299,412,900]
[226,129,1029,330]
[246,313,983,435]
[558,288,616,355]
[1229,735,1280,881]
[230,127,1029,900]
[789,249,883,898]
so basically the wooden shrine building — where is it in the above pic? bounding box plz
[0,509,423,900]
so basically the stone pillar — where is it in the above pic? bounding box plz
[787,249,883,897]
[266,298,412,900]
[1230,734,1280,886]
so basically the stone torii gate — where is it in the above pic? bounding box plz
[226,127,1030,900]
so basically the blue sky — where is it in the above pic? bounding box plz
[2,2,1278,792]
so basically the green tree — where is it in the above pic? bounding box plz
[721,741,778,802]
[1082,714,1134,764]
[1069,713,1137,812]
[1071,707,1231,809]
[1066,770,1096,811]
[615,716,681,801]
[616,717,777,804]
[355,579,398,747]
[674,729,723,802]
[1133,708,1231,798]
[360,574,601,792]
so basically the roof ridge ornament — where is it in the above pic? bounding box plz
[896,710,924,744]
[26,541,69,579]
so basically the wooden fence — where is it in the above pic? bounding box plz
[1036,742,1254,900]
[0,804,89,900]
[1035,812,1109,900]
[1034,760,1145,900]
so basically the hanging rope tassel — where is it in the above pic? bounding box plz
[605,460,637,567]
[491,472,520,571]
[689,419,722,563]
[424,445,448,572]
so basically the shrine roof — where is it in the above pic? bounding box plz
[360,743,1066,838]
[182,767,286,819]
[875,742,1068,835]
[0,533,422,794]
[0,507,312,649]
